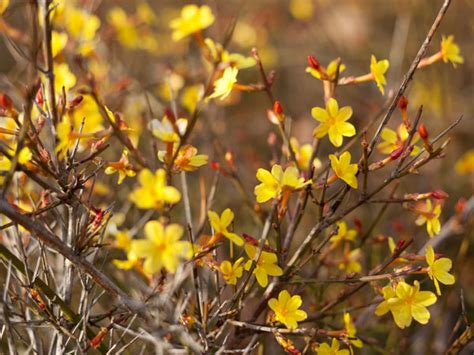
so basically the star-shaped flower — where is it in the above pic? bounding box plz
[169,5,215,41]
[312,98,355,147]
[268,290,307,329]
[329,151,358,189]
[425,245,455,295]
[370,55,390,95]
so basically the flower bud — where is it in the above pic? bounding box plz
[455,197,466,214]
[397,95,408,110]
[395,239,406,252]
[418,124,428,139]
[35,88,44,106]
[210,161,220,171]
[390,146,404,160]
[68,95,83,110]
[0,93,13,111]
[273,100,283,115]
[431,189,448,200]
[307,55,320,70]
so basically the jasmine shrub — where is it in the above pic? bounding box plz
[0,1,472,354]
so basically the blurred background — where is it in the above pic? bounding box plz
[1,0,473,353]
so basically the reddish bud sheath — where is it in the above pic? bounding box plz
[455,198,466,214]
[90,327,108,349]
[390,146,404,160]
[307,55,320,70]
[68,95,83,109]
[354,218,362,232]
[431,190,449,200]
[35,88,44,106]
[418,124,429,139]
[395,239,406,251]
[0,93,13,110]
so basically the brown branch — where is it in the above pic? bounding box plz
[367,0,452,156]
[0,199,143,316]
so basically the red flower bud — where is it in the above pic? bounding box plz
[431,190,449,200]
[395,239,406,252]
[307,55,320,70]
[418,124,428,139]
[90,327,108,349]
[273,100,283,115]
[68,95,83,109]
[354,218,362,232]
[242,233,258,246]
[0,93,13,111]
[390,146,404,160]
[397,95,408,110]
[35,88,44,106]
[210,161,220,171]
[164,107,175,121]
[455,197,466,214]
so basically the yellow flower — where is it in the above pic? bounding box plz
[170,4,215,41]
[375,280,437,329]
[181,85,203,113]
[0,0,9,14]
[330,221,357,244]
[370,55,390,95]
[112,230,140,270]
[306,59,346,81]
[55,121,77,157]
[415,200,442,237]
[338,248,362,273]
[114,230,132,250]
[105,150,136,185]
[53,62,77,94]
[158,72,184,101]
[343,313,362,348]
[107,7,139,48]
[377,124,420,156]
[64,7,101,42]
[244,244,283,287]
[268,290,307,329]
[113,252,139,271]
[312,98,355,147]
[290,137,321,171]
[129,169,181,209]
[70,95,105,134]
[254,164,311,203]
[219,257,244,285]
[150,117,187,143]
[158,144,208,173]
[455,150,474,175]
[132,221,192,274]
[207,208,243,246]
[425,246,455,296]
[17,147,31,165]
[0,146,31,170]
[315,338,349,355]
[205,38,256,69]
[440,35,464,67]
[289,0,314,20]
[208,67,239,101]
[51,31,68,57]
[137,2,156,25]
[329,151,358,189]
